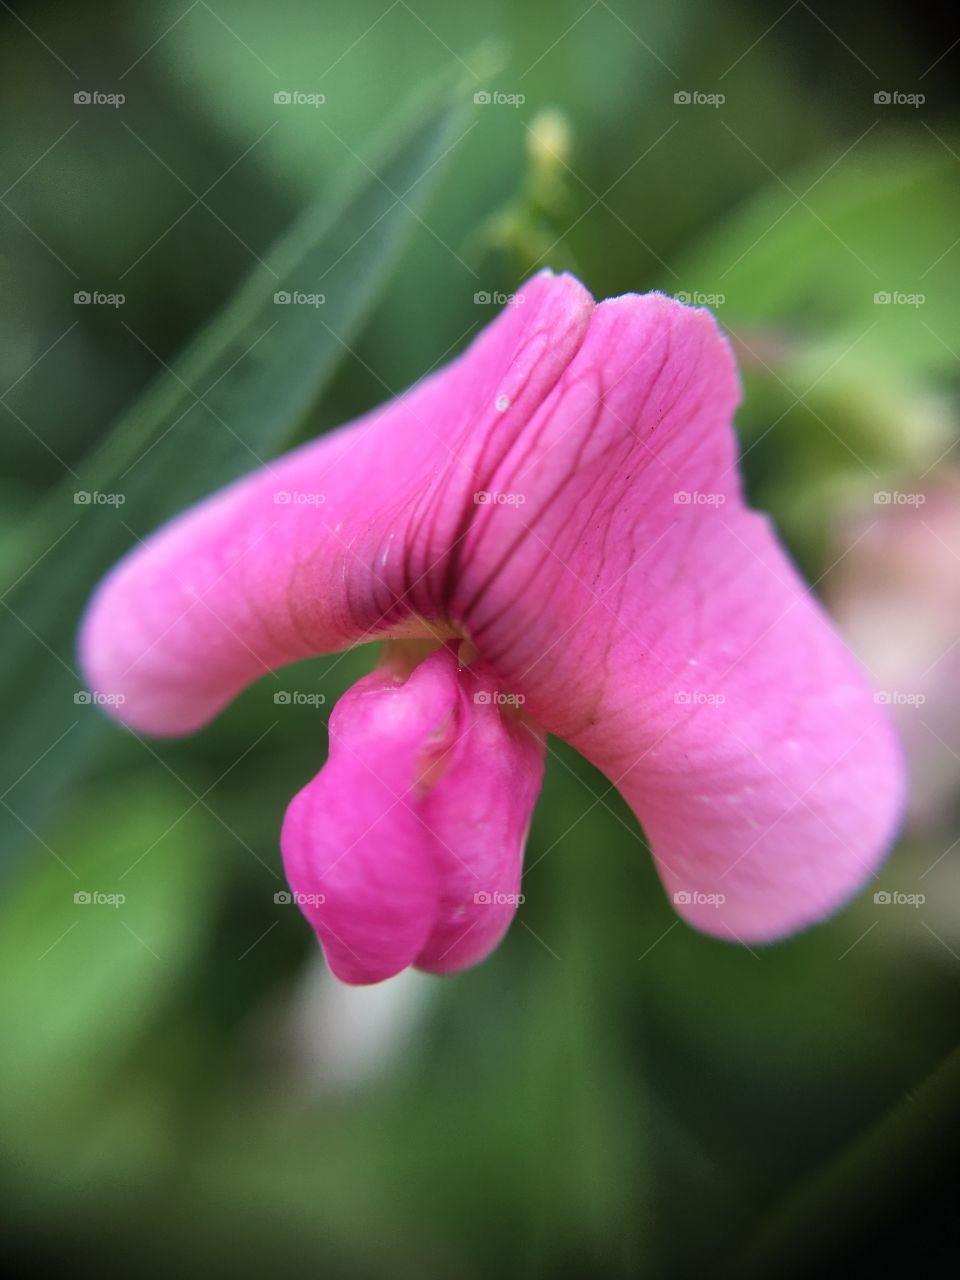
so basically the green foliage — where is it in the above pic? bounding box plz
[0,72,467,868]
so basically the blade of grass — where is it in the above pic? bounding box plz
[0,71,470,871]
[734,1044,960,1275]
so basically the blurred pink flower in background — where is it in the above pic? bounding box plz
[79,272,903,983]
[828,471,960,832]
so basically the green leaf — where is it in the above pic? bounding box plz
[0,781,214,1132]
[0,73,467,872]
[670,141,960,541]
[675,140,960,378]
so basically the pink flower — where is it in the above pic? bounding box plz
[827,472,960,832]
[79,271,903,983]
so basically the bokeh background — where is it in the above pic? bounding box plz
[2,1,958,1275]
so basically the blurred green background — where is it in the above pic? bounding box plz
[1,1,958,1275]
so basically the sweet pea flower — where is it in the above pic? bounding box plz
[827,471,960,831]
[79,271,903,983]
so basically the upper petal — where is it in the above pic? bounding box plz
[453,293,904,941]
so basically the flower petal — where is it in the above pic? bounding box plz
[280,645,544,984]
[453,292,904,941]
[78,271,593,735]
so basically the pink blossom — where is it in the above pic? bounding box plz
[827,473,960,831]
[79,271,903,982]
